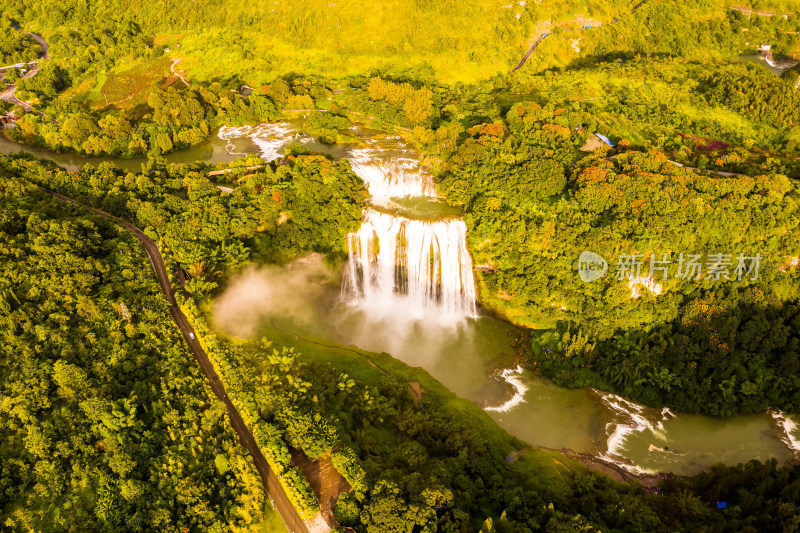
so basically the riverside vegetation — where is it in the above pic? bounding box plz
[6,149,800,532]
[2,0,800,531]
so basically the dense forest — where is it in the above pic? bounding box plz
[4,149,800,531]
[4,151,800,531]
[2,0,799,83]
[2,0,800,530]
[0,165,267,531]
[432,101,800,416]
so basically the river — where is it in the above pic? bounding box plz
[0,120,352,172]
[6,122,800,477]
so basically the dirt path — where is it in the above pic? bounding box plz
[291,449,351,528]
[37,186,312,533]
[731,5,791,18]
[170,57,189,86]
[560,448,667,493]
[510,33,549,73]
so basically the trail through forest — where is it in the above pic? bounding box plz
[37,187,314,533]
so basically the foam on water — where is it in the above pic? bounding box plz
[485,366,528,412]
[597,391,675,475]
[769,409,800,454]
[347,146,438,200]
[218,123,298,160]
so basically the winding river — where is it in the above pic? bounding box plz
[6,123,800,477]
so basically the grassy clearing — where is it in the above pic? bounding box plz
[256,503,287,533]
[176,25,516,86]
[68,74,106,107]
[100,56,172,108]
[153,32,185,46]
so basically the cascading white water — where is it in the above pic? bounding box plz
[218,123,298,161]
[343,140,477,325]
[348,146,438,199]
[597,391,675,475]
[769,409,800,454]
[344,208,477,322]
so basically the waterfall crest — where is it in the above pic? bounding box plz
[348,147,438,199]
[344,208,477,322]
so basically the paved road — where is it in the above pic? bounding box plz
[1,29,50,116]
[38,187,310,533]
[510,2,646,73]
[509,33,548,73]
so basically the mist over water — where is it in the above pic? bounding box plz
[330,302,488,387]
[208,128,799,476]
[212,257,332,338]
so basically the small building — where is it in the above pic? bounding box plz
[759,44,772,53]
[0,115,16,130]
[580,135,605,152]
[594,133,615,148]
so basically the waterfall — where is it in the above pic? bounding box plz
[348,146,438,199]
[218,123,297,160]
[344,208,477,322]
[769,409,800,454]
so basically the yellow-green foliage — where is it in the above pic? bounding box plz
[99,57,173,108]
[367,77,434,124]
[178,298,321,519]
[12,0,797,84]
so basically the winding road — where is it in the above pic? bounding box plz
[510,2,646,74]
[1,29,50,116]
[37,187,310,533]
[170,57,190,86]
